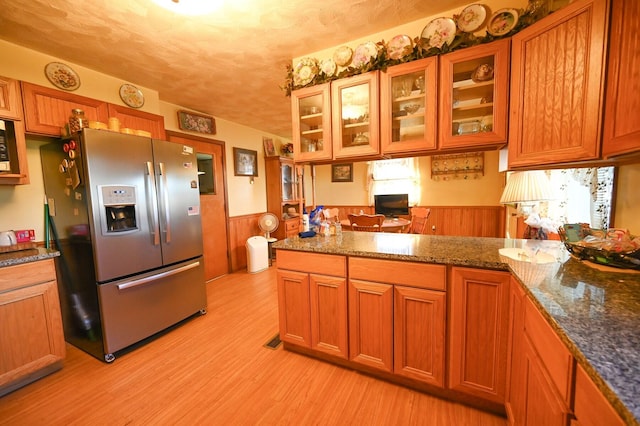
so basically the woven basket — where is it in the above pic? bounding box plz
[558,225,640,270]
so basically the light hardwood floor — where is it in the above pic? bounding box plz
[0,264,508,425]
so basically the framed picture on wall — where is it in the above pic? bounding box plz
[177,110,216,134]
[263,137,277,157]
[233,147,258,177]
[332,163,353,182]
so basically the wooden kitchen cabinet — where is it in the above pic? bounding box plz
[348,278,393,372]
[265,156,303,240]
[448,267,510,403]
[0,259,66,396]
[601,0,640,159]
[0,76,29,185]
[508,0,609,168]
[276,251,347,355]
[573,363,625,426]
[21,81,109,136]
[0,75,23,120]
[380,57,438,155]
[331,71,380,160]
[438,39,510,151]
[508,293,574,426]
[21,82,165,139]
[106,104,165,139]
[291,83,332,162]
[349,257,446,381]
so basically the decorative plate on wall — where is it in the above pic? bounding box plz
[487,8,519,36]
[421,17,457,49]
[386,34,413,60]
[44,62,81,91]
[119,84,145,108]
[456,4,488,33]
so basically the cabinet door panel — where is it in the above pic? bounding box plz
[310,274,348,358]
[0,75,22,120]
[277,269,311,347]
[107,104,165,139]
[394,285,445,387]
[348,279,393,372]
[602,0,640,158]
[449,267,510,403]
[21,82,109,136]
[292,83,332,161]
[509,0,608,167]
[0,278,65,394]
[574,363,625,426]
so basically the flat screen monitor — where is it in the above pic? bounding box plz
[374,194,409,217]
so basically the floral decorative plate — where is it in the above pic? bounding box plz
[333,46,353,67]
[293,57,319,86]
[386,34,413,60]
[456,4,488,33]
[352,41,379,68]
[44,62,80,91]
[421,17,457,49]
[119,84,145,108]
[487,8,519,36]
[320,58,337,77]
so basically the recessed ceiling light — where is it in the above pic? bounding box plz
[150,0,223,16]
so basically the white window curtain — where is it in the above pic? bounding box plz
[541,167,614,230]
[367,158,421,206]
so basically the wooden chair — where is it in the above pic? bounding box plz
[407,207,430,234]
[323,208,340,223]
[348,213,385,232]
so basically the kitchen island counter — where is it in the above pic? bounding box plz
[273,232,640,425]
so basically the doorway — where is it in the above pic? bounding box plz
[166,131,230,280]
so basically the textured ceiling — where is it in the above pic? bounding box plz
[0,0,472,138]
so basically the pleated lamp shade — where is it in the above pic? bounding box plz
[500,171,554,204]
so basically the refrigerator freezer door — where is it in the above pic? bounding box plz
[152,139,203,265]
[81,128,163,282]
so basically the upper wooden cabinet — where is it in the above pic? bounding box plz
[601,0,640,159]
[331,71,380,160]
[439,39,510,151]
[21,82,109,136]
[380,57,438,155]
[0,76,29,185]
[107,104,166,139]
[291,83,332,162]
[21,82,166,139]
[508,0,609,168]
[0,76,22,120]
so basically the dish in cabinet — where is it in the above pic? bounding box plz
[386,34,413,60]
[456,4,488,32]
[293,57,319,86]
[352,42,379,68]
[44,62,80,91]
[119,84,144,108]
[421,17,456,49]
[487,8,519,36]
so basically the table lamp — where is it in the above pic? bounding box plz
[500,171,555,239]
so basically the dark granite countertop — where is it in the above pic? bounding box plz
[0,247,60,268]
[273,232,640,425]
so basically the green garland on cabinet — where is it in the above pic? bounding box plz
[281,7,544,97]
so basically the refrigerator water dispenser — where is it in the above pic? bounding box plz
[99,185,139,234]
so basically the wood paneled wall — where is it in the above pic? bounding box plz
[228,206,505,272]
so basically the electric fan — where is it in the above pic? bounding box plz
[258,213,279,239]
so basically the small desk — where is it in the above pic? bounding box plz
[340,218,411,233]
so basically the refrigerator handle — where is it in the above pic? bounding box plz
[116,261,201,291]
[146,161,161,246]
[158,162,171,244]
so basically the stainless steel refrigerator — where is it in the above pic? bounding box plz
[40,128,207,362]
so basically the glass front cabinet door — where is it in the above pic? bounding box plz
[331,71,380,160]
[380,57,438,155]
[438,39,510,150]
[291,83,332,162]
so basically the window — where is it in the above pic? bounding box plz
[367,158,421,206]
[542,167,615,230]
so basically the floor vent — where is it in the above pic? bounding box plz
[264,333,281,350]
